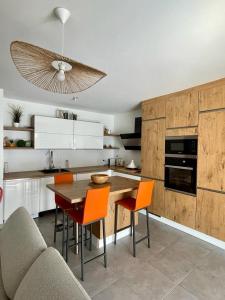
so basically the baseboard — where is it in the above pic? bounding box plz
[139,210,225,250]
[92,228,130,248]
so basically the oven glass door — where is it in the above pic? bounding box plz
[165,166,196,194]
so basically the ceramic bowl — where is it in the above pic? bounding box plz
[91,174,109,184]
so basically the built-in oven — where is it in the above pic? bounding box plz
[164,136,198,195]
[164,157,197,195]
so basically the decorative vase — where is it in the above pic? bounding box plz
[13,122,20,127]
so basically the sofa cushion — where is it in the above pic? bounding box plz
[14,247,91,300]
[1,207,47,299]
[0,261,8,300]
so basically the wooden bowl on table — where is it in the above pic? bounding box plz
[91,174,109,184]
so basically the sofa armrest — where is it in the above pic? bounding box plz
[14,247,91,300]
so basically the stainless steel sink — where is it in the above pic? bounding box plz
[41,168,69,174]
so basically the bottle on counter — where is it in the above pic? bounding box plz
[65,160,70,169]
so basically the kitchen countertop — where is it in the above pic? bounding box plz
[3,165,143,181]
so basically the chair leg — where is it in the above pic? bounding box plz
[130,212,132,236]
[146,208,150,248]
[102,219,107,268]
[66,215,69,262]
[114,204,118,245]
[80,225,84,281]
[131,211,136,257]
[74,221,77,253]
[62,211,65,258]
[54,205,58,243]
[89,224,92,251]
[85,226,87,247]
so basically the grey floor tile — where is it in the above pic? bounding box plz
[92,279,142,300]
[149,244,194,284]
[74,261,119,298]
[164,286,198,300]
[196,249,225,276]
[181,268,225,300]
[36,212,225,300]
[121,260,176,300]
[166,238,211,266]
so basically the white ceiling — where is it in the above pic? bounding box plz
[1,0,225,113]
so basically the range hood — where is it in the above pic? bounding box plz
[120,117,141,150]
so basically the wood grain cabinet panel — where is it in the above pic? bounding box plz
[198,110,225,192]
[165,190,196,229]
[196,189,225,241]
[142,97,166,120]
[148,180,165,216]
[199,84,225,111]
[141,119,165,180]
[166,91,199,128]
[166,127,198,137]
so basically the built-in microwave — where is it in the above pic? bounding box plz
[165,136,197,156]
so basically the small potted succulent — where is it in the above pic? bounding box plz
[9,105,23,127]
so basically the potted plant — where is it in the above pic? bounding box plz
[9,105,23,127]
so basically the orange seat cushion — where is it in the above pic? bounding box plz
[116,197,136,211]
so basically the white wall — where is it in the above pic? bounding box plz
[114,109,141,168]
[3,98,115,172]
[3,97,141,172]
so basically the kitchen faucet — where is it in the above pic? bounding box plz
[49,150,55,170]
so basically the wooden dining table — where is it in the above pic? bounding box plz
[47,176,140,242]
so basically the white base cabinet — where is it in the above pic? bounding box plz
[39,177,55,212]
[3,179,40,221]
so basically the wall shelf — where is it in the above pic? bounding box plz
[4,147,34,150]
[4,126,34,132]
[104,133,120,137]
[103,147,120,150]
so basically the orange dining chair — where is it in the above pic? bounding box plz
[67,186,110,281]
[114,180,154,257]
[54,173,74,260]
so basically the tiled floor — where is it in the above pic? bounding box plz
[35,213,225,299]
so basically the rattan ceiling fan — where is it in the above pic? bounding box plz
[10,7,106,94]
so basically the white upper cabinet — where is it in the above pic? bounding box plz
[34,116,74,149]
[33,116,104,150]
[74,121,103,137]
[73,120,103,149]
[34,133,74,149]
[34,116,73,135]
[74,135,103,149]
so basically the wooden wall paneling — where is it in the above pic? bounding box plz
[148,180,165,217]
[166,91,199,128]
[199,84,225,112]
[196,189,225,241]
[165,190,196,228]
[142,97,166,120]
[198,110,225,192]
[166,127,198,137]
[141,118,165,179]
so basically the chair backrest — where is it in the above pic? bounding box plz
[82,186,110,224]
[135,180,155,210]
[54,173,74,184]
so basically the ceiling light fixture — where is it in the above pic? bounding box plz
[10,7,106,94]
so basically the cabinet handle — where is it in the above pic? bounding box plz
[165,165,193,171]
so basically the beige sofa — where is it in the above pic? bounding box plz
[0,207,90,300]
